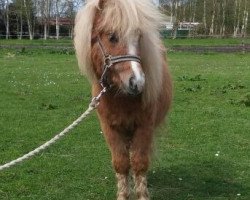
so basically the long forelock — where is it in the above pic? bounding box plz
[74,0,165,103]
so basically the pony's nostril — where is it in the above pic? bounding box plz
[129,77,135,88]
[129,77,133,86]
[129,77,139,94]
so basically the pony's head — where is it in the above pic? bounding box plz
[92,24,145,96]
[74,0,165,101]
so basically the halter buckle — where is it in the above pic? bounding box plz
[104,55,112,68]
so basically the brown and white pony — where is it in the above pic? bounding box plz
[74,0,172,199]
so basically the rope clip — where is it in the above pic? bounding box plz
[90,87,107,108]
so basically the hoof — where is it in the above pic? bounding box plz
[117,194,129,200]
[136,193,149,200]
[137,196,149,200]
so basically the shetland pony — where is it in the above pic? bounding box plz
[74,0,172,199]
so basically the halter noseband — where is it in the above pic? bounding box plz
[97,36,142,89]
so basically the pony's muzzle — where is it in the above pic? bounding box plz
[127,62,145,95]
[128,74,145,96]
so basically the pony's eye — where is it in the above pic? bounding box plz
[109,33,119,43]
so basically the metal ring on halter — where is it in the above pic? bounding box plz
[104,55,112,67]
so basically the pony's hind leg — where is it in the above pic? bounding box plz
[131,128,153,200]
[100,123,130,200]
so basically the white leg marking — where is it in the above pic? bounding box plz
[134,174,150,200]
[116,173,130,200]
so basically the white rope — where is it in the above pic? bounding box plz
[0,88,106,171]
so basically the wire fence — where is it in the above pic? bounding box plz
[0,33,250,40]
[0,35,73,40]
[160,30,250,39]
[0,34,250,54]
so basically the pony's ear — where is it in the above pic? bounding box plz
[97,0,106,10]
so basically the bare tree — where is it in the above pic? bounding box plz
[219,0,227,37]
[241,0,249,37]
[17,0,24,39]
[6,0,9,39]
[39,0,52,40]
[0,0,248,39]
[209,0,216,35]
[233,0,242,37]
[236,0,242,36]
[182,2,186,22]
[53,0,67,40]
[66,0,83,38]
[32,0,38,38]
[170,0,174,24]
[23,0,34,39]
[192,0,197,22]
[203,0,207,31]
[0,0,10,39]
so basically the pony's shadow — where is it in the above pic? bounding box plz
[148,160,249,200]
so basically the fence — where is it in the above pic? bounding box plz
[160,29,250,39]
[0,32,249,40]
[0,34,73,40]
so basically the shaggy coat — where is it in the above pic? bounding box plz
[74,0,172,199]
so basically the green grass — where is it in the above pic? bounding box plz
[0,44,250,200]
[0,39,73,47]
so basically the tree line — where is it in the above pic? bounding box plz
[160,0,249,37]
[0,0,84,39]
[0,0,249,40]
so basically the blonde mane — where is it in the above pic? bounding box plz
[74,0,165,103]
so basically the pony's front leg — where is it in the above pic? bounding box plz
[111,140,130,200]
[131,127,153,200]
[100,122,130,200]
[116,173,129,200]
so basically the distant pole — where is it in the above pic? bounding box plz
[6,0,9,39]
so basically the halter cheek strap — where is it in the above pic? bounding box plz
[97,37,141,89]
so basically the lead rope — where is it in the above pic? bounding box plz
[0,87,107,171]
[1,37,142,171]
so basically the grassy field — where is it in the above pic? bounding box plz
[0,39,73,47]
[0,40,250,200]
